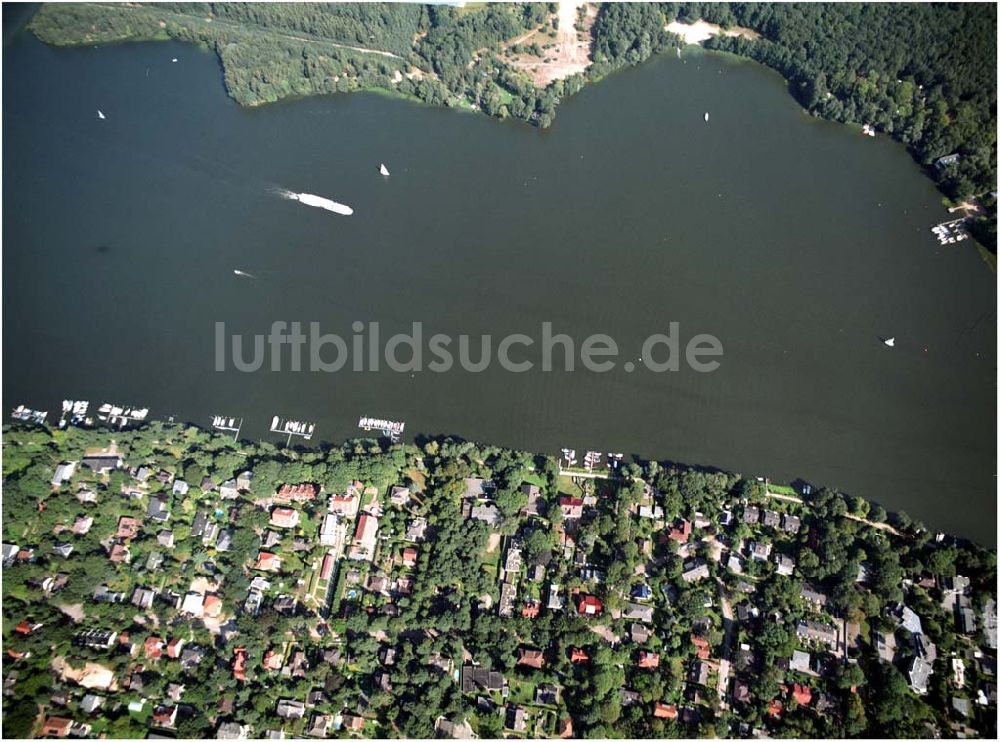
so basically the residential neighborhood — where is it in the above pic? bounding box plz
[1,424,997,738]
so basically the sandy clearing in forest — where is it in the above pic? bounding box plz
[505,2,596,88]
[666,19,760,45]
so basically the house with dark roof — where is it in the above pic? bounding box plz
[681,559,710,583]
[505,706,527,732]
[520,483,546,517]
[796,620,838,649]
[461,665,505,694]
[623,602,654,623]
[467,502,501,527]
[630,623,650,643]
[688,661,711,686]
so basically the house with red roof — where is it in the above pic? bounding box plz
[152,705,178,728]
[558,717,573,738]
[401,547,418,567]
[275,483,318,503]
[654,703,677,719]
[521,601,540,619]
[517,647,545,669]
[14,619,42,635]
[269,507,300,529]
[232,647,248,682]
[638,651,660,669]
[570,648,590,664]
[791,683,812,706]
[263,649,284,671]
[203,594,223,618]
[116,516,143,540]
[667,519,692,544]
[577,594,603,616]
[254,551,282,572]
[691,634,711,660]
[144,636,164,660]
[559,496,584,520]
[40,717,73,738]
[328,494,359,516]
[166,637,185,659]
[320,553,335,580]
[348,514,379,562]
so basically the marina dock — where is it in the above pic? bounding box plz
[270,416,316,444]
[931,217,970,245]
[11,405,48,425]
[59,399,92,428]
[358,416,405,442]
[211,415,243,441]
[96,403,149,428]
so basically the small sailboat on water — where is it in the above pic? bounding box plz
[379,163,390,176]
[704,112,710,122]
[233,269,256,279]
[882,337,895,347]
[97,110,106,120]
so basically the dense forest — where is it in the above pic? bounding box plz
[27,2,997,250]
[691,3,997,211]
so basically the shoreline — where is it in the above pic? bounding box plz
[6,415,991,550]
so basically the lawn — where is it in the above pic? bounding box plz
[554,475,583,497]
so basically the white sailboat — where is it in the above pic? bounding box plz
[233,269,256,279]
[704,112,710,122]
[97,110,106,120]
[379,163,390,176]
[883,337,895,347]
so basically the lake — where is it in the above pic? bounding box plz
[3,32,996,543]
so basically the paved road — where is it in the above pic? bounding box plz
[716,582,735,710]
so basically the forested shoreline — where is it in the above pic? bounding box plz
[26,2,997,252]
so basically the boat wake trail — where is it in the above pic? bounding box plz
[272,187,354,216]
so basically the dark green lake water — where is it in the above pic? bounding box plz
[3,33,996,543]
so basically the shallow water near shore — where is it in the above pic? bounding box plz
[3,34,995,543]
